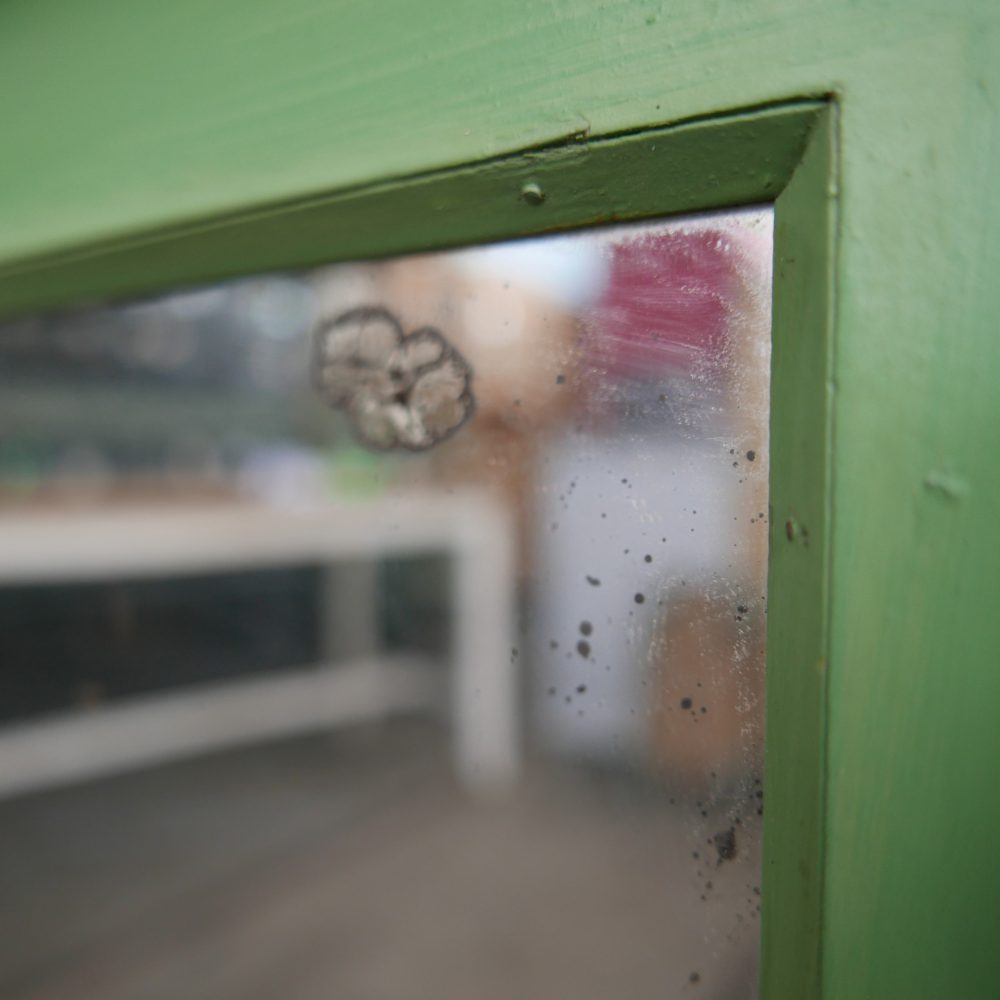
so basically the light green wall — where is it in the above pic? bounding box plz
[1,2,998,997]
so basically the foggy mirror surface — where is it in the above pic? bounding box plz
[0,207,772,999]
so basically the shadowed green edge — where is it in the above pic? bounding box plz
[0,100,835,1000]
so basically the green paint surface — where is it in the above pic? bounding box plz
[2,3,999,998]
[0,104,814,316]
[763,108,836,1000]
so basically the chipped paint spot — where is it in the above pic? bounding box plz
[923,472,968,502]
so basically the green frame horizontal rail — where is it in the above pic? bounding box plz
[0,102,821,320]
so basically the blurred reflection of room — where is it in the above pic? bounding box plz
[0,210,772,1000]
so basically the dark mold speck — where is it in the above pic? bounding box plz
[714,827,738,862]
[576,639,591,658]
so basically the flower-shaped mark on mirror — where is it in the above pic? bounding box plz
[313,307,475,451]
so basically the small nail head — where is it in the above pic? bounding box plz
[521,181,545,205]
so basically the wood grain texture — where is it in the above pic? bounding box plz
[2,3,999,998]
[0,1,981,270]
[822,18,1000,1000]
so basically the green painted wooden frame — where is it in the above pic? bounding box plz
[0,99,836,999]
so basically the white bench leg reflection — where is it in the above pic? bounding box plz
[451,507,519,795]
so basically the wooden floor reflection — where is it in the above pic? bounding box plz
[0,720,760,1000]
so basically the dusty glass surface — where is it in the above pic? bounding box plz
[0,208,772,999]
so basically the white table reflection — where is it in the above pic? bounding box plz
[0,493,517,799]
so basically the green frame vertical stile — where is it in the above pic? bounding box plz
[0,101,836,999]
[762,105,837,1000]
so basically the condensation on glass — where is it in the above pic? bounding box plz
[0,209,773,999]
